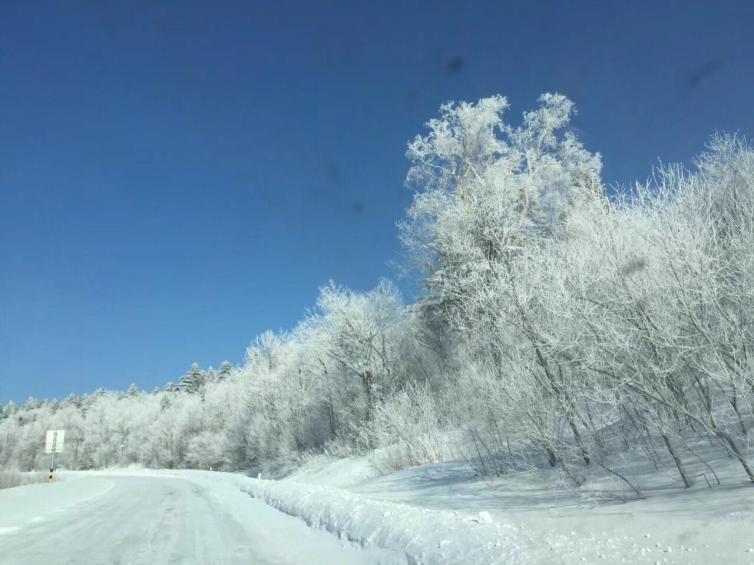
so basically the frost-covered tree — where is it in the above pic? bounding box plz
[178,363,207,394]
[312,279,404,432]
[401,94,606,467]
[217,361,234,380]
[1,92,752,492]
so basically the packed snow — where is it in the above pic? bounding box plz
[0,471,404,565]
[0,475,113,536]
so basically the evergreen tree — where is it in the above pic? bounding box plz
[178,363,206,394]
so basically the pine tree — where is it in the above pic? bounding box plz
[218,361,233,380]
[178,363,206,394]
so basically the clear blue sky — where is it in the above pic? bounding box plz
[1,1,753,403]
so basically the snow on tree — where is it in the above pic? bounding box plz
[178,363,207,394]
[218,361,233,380]
[1,92,753,491]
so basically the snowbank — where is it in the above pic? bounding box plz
[241,477,524,565]
[264,456,754,565]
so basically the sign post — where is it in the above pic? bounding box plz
[44,430,65,482]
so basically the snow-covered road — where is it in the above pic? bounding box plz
[0,474,402,565]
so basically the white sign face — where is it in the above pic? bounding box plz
[45,430,65,454]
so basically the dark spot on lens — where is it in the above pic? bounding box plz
[446,55,464,74]
[687,58,724,89]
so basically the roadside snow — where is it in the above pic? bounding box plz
[266,455,754,565]
[242,477,524,565]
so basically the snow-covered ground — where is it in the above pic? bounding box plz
[0,471,403,565]
[1,461,752,564]
[0,475,113,536]
[277,454,754,565]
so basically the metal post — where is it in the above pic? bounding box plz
[49,435,56,482]
[45,430,64,483]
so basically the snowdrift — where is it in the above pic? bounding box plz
[241,478,523,565]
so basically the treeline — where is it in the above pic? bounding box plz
[2,94,753,491]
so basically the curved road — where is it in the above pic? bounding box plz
[0,474,401,565]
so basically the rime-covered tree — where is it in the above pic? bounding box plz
[178,363,207,394]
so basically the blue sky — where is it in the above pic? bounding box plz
[1,1,753,403]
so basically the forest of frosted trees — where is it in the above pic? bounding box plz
[2,94,754,493]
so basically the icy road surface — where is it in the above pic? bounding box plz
[0,473,402,565]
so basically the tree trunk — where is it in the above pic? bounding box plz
[545,445,560,468]
[361,371,375,423]
[661,433,693,488]
[566,414,591,466]
[716,430,754,483]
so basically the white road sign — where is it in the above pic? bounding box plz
[45,430,65,454]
